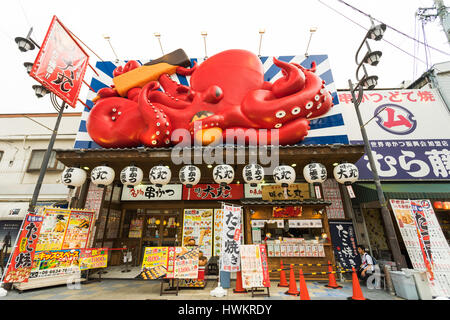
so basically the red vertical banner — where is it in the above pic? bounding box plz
[259,244,270,288]
[1,214,43,283]
[29,15,89,108]
[166,246,176,279]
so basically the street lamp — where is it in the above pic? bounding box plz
[154,32,164,55]
[201,31,208,59]
[305,26,318,57]
[14,27,40,52]
[348,22,406,269]
[32,84,50,98]
[258,28,265,57]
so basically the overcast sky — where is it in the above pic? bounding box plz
[0,0,448,114]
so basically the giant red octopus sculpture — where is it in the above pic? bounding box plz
[87,49,334,148]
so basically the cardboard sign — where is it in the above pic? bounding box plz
[261,184,310,201]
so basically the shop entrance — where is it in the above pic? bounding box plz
[120,208,181,267]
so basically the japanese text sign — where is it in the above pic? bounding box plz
[1,214,43,283]
[183,184,244,200]
[30,16,89,108]
[220,205,242,272]
[29,249,81,279]
[261,183,310,201]
[121,184,182,201]
[340,89,450,180]
[328,221,358,269]
[240,244,270,288]
[390,199,450,297]
[79,248,108,270]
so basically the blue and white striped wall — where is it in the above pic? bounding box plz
[74,54,348,149]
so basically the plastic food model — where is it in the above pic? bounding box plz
[87,49,333,148]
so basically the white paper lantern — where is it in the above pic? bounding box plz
[61,167,87,189]
[90,165,115,187]
[303,163,327,185]
[149,165,172,187]
[242,164,265,187]
[179,165,201,188]
[120,166,144,188]
[333,163,359,185]
[273,165,296,187]
[213,164,234,186]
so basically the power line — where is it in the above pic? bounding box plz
[336,0,450,57]
[317,0,429,65]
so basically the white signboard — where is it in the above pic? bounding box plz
[220,204,242,272]
[121,184,182,201]
[340,89,450,180]
[390,199,450,297]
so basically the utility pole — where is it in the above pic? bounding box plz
[418,0,450,45]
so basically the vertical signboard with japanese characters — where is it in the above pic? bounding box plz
[240,244,270,288]
[329,221,358,269]
[340,89,450,180]
[391,199,450,297]
[182,209,213,258]
[220,205,242,272]
[1,214,43,283]
[29,16,89,108]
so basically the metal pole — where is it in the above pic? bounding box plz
[348,80,406,269]
[28,102,66,212]
[434,0,450,45]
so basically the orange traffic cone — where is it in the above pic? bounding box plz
[325,261,342,289]
[284,264,300,296]
[233,270,247,293]
[278,260,289,287]
[298,269,311,300]
[347,267,366,300]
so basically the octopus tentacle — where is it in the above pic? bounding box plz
[137,82,173,147]
[271,58,306,98]
[175,61,198,76]
[241,65,333,129]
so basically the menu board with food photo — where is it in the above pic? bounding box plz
[273,242,281,257]
[61,211,94,250]
[128,218,144,238]
[80,248,108,270]
[36,209,70,251]
[182,209,212,258]
[213,209,223,256]
[29,249,81,279]
[173,246,199,279]
[140,247,169,279]
[240,244,270,288]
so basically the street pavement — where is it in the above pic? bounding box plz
[0,279,403,300]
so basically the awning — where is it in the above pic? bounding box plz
[353,182,450,204]
[240,199,332,206]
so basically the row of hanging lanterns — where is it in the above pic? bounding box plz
[61,162,359,190]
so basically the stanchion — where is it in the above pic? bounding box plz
[284,264,300,296]
[233,270,247,293]
[324,260,342,289]
[278,260,289,287]
[298,269,310,300]
[347,267,367,300]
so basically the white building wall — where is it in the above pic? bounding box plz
[0,112,81,219]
